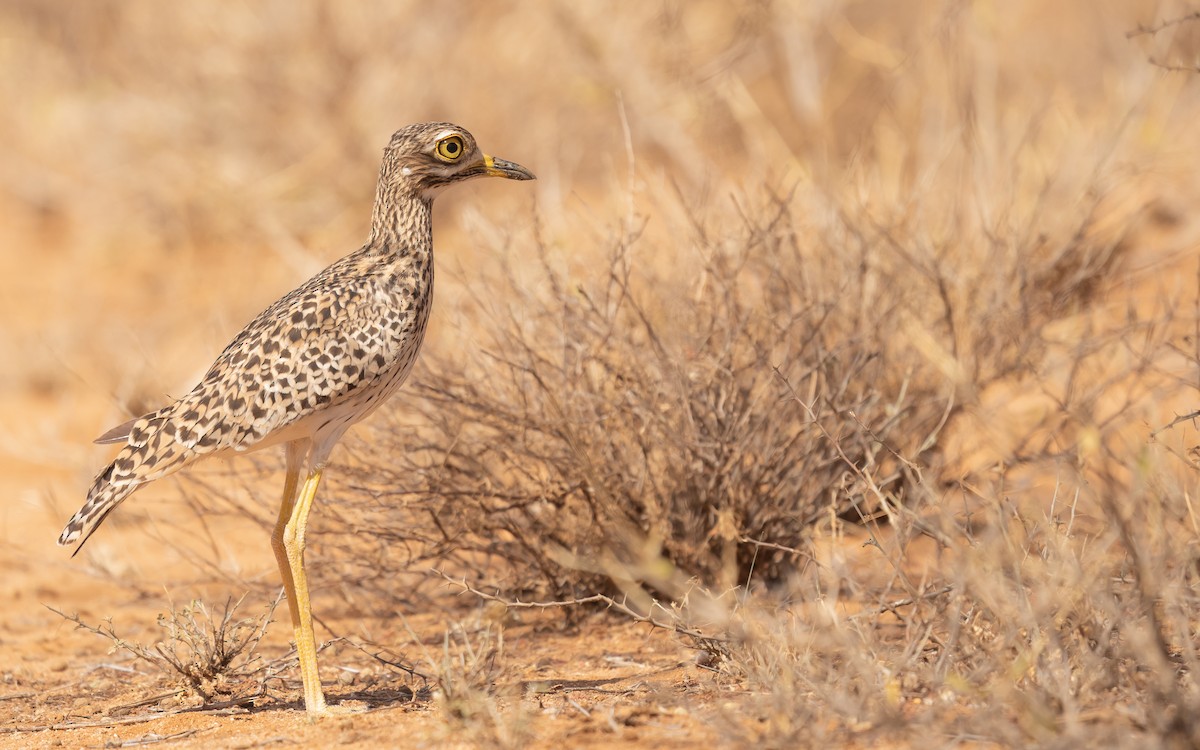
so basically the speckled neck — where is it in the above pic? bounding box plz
[367,177,434,260]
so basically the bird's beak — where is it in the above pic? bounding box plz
[482,154,536,181]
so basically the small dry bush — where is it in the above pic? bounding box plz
[336,197,940,599]
[51,594,284,707]
[427,622,532,749]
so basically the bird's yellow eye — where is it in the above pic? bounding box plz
[435,135,465,161]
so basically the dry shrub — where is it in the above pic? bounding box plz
[335,195,937,598]
[328,147,1141,608]
[51,594,284,707]
[709,435,1200,748]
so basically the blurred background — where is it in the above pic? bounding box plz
[4,0,1196,491]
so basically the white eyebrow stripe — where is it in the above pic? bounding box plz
[434,129,460,141]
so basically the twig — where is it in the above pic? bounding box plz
[434,570,729,644]
[178,692,266,713]
[107,690,186,716]
[336,636,428,683]
[565,695,591,717]
[1150,409,1200,438]
[116,728,205,747]
[849,585,955,621]
[1145,58,1200,73]
[737,536,814,560]
[1126,12,1200,38]
[1,712,185,733]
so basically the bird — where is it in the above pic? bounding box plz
[57,122,535,716]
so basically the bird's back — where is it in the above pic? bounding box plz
[178,243,432,453]
[59,240,434,548]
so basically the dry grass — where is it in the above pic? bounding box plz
[429,622,534,749]
[7,1,1200,747]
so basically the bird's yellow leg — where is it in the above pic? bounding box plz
[271,444,362,717]
[282,463,328,715]
[271,441,328,715]
[271,451,302,632]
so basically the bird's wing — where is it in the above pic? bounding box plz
[166,262,410,453]
[93,247,427,461]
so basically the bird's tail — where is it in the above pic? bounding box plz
[58,413,198,555]
[57,460,142,555]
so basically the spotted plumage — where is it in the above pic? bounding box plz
[58,122,534,716]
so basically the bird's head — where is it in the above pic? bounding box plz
[379,122,535,200]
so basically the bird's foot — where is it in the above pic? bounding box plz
[305,699,369,720]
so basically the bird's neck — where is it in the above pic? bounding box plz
[366,184,434,262]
